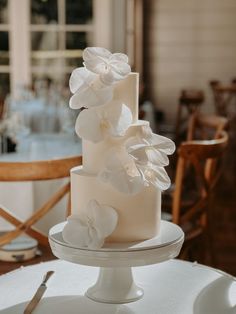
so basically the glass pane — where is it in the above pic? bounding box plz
[0,31,9,65]
[31,31,59,51]
[66,0,93,24]
[0,73,10,98]
[31,0,58,24]
[66,32,92,50]
[65,57,83,68]
[0,0,8,24]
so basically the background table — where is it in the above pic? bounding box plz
[0,133,81,233]
[0,259,235,313]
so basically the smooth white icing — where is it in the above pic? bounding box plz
[71,166,161,242]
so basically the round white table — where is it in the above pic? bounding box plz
[0,259,235,313]
[0,133,81,233]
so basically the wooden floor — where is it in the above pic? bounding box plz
[0,123,236,276]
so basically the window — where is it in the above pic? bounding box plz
[4,0,115,98]
[30,0,94,86]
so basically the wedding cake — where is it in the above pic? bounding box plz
[62,47,175,249]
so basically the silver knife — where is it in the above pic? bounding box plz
[24,271,54,314]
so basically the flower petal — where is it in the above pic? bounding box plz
[151,134,176,155]
[75,108,104,142]
[140,165,171,191]
[106,102,132,137]
[62,215,90,247]
[69,67,94,94]
[101,63,131,84]
[87,199,118,238]
[111,53,129,63]
[69,85,113,109]
[83,47,111,61]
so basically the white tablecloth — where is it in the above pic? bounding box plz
[0,133,82,233]
[0,259,235,313]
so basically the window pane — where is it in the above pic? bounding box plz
[0,73,10,98]
[31,0,58,24]
[66,0,93,24]
[0,31,9,65]
[0,0,8,24]
[65,57,83,68]
[66,32,92,50]
[31,31,59,51]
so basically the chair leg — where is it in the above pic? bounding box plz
[0,182,70,247]
[0,207,49,246]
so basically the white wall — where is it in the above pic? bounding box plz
[145,0,236,123]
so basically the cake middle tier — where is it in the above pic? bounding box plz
[71,166,161,243]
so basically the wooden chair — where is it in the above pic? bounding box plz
[0,156,82,247]
[210,80,236,117]
[187,112,229,142]
[175,89,205,143]
[172,131,228,262]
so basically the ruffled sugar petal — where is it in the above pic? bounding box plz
[140,165,171,191]
[111,53,129,63]
[69,84,113,109]
[129,145,169,167]
[83,47,111,61]
[84,58,107,75]
[110,61,131,78]
[106,102,132,137]
[62,216,90,247]
[145,147,169,166]
[75,108,104,143]
[101,62,131,84]
[69,67,94,94]
[149,134,176,155]
[88,199,118,238]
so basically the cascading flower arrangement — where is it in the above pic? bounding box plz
[62,47,175,249]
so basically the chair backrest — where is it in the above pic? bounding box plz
[187,112,228,141]
[209,80,236,116]
[0,155,82,247]
[0,156,82,181]
[172,131,228,227]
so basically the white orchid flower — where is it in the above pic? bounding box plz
[69,67,113,109]
[75,101,132,143]
[100,125,175,194]
[99,148,146,195]
[83,47,131,85]
[62,199,118,249]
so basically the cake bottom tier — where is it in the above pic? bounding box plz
[71,166,161,243]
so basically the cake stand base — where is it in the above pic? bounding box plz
[49,220,184,304]
[86,267,143,303]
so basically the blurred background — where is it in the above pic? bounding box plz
[0,0,235,275]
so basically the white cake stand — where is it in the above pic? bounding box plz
[49,220,184,304]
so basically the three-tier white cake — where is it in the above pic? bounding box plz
[62,47,175,249]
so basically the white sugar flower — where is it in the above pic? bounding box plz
[75,101,132,143]
[99,148,145,195]
[62,199,118,249]
[83,47,131,85]
[100,126,175,194]
[69,67,113,109]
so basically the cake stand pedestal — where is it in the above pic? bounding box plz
[49,220,184,304]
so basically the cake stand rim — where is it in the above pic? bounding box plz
[49,220,184,253]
